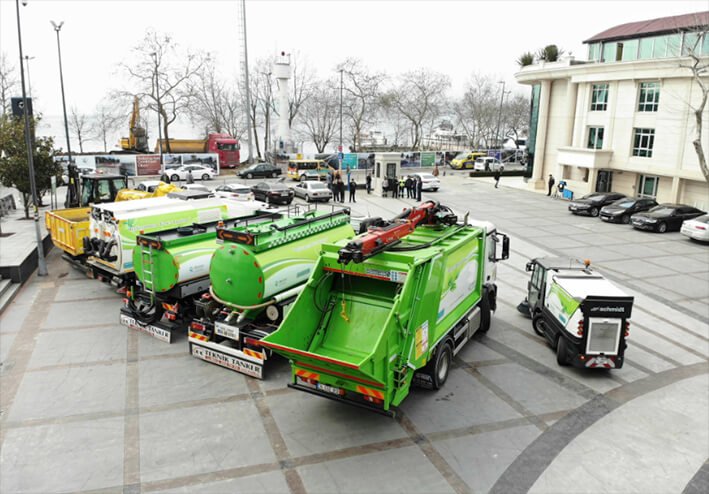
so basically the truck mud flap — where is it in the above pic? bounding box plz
[188,336,264,379]
[288,382,395,418]
[119,308,173,343]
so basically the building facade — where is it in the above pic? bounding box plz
[515,12,709,209]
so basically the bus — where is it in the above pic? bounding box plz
[287,159,330,181]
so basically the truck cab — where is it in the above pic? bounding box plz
[523,258,633,369]
[207,134,240,169]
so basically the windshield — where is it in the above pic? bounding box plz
[453,153,467,160]
[309,183,327,189]
[613,200,635,209]
[695,214,709,223]
[217,143,238,151]
[581,194,603,200]
[648,206,674,215]
[419,174,435,180]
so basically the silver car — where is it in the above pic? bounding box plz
[291,181,332,202]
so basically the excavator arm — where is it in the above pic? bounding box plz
[337,201,457,264]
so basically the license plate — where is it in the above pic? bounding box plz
[570,206,577,210]
[601,216,609,221]
[215,321,239,340]
[317,383,343,396]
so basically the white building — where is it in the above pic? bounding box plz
[515,11,709,209]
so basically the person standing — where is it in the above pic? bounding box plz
[405,175,413,198]
[366,174,372,194]
[349,178,357,203]
[186,169,194,184]
[494,169,501,188]
[338,178,346,203]
[416,175,423,202]
[547,174,555,196]
[399,176,405,197]
[327,171,333,193]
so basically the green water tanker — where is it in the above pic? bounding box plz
[188,206,356,377]
[260,201,509,415]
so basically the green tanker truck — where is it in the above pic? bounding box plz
[120,210,282,342]
[187,206,355,378]
[260,201,509,415]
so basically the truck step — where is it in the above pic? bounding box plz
[0,279,21,315]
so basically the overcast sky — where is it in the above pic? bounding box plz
[1,0,706,149]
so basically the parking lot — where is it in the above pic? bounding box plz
[1,172,707,494]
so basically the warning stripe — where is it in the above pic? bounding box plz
[295,368,320,381]
[356,385,384,400]
[243,348,264,361]
[189,331,208,342]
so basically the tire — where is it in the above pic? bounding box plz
[590,207,599,217]
[556,336,569,366]
[305,194,311,202]
[272,172,278,178]
[300,174,307,182]
[201,174,209,181]
[247,173,253,179]
[432,342,452,390]
[657,222,667,233]
[478,290,492,333]
[432,188,438,192]
[621,214,630,224]
[532,314,546,337]
[171,174,179,181]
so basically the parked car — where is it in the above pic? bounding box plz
[473,157,504,172]
[600,197,658,224]
[568,192,627,217]
[180,184,212,194]
[238,162,281,179]
[630,204,705,233]
[169,165,215,181]
[411,172,440,191]
[136,180,163,193]
[251,181,294,205]
[291,181,332,202]
[214,183,254,201]
[681,214,709,242]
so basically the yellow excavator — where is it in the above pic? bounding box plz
[119,96,149,152]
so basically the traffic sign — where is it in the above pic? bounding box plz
[11,97,33,117]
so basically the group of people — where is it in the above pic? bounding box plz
[385,175,423,201]
[326,171,357,203]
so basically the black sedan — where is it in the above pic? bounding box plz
[568,192,627,217]
[630,204,705,233]
[238,162,281,179]
[251,182,294,205]
[600,197,658,224]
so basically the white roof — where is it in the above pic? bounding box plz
[554,274,628,299]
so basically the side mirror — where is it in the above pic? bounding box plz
[525,261,534,272]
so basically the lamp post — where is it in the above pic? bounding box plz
[51,20,72,170]
[17,0,47,276]
[495,80,506,151]
[150,52,163,163]
[24,55,35,98]
[339,68,344,170]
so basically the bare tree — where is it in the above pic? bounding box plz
[91,101,123,152]
[680,26,709,182]
[454,73,499,148]
[120,30,208,152]
[288,51,317,130]
[336,58,385,152]
[0,53,18,115]
[69,106,91,153]
[383,68,450,150]
[189,60,245,139]
[502,93,530,146]
[299,83,339,153]
[245,57,277,158]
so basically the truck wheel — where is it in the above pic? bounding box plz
[432,342,452,390]
[556,336,569,366]
[532,315,546,337]
[478,291,492,333]
[247,173,254,179]
[171,174,179,181]
[590,207,599,217]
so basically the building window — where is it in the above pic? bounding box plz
[632,128,655,157]
[590,84,609,111]
[602,42,618,62]
[588,43,601,61]
[587,127,604,149]
[621,39,639,61]
[639,38,654,59]
[638,175,659,198]
[638,82,660,112]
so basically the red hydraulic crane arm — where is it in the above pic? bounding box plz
[337,201,455,264]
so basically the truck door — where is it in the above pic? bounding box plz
[528,263,545,312]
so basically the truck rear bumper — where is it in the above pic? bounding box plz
[188,334,265,379]
[288,382,395,417]
[119,307,177,343]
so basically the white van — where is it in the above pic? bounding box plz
[474,157,504,172]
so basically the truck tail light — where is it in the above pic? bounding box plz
[625,321,630,338]
[363,395,383,405]
[191,321,206,331]
[244,337,261,347]
[577,320,584,336]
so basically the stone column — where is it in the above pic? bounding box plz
[531,80,552,187]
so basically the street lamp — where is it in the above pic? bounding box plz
[51,20,72,170]
[16,0,48,276]
[339,68,344,170]
[24,55,35,98]
[150,52,163,163]
[495,80,506,151]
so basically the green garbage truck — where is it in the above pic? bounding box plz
[120,209,282,342]
[260,201,509,415]
[187,206,356,378]
[518,257,634,368]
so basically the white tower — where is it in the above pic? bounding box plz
[272,52,291,153]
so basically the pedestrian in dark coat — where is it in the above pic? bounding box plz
[416,176,423,202]
[337,178,345,203]
[405,176,413,198]
[494,169,501,188]
[349,179,357,203]
[547,174,555,196]
[366,174,372,194]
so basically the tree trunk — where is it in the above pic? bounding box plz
[22,193,30,219]
[693,101,709,183]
